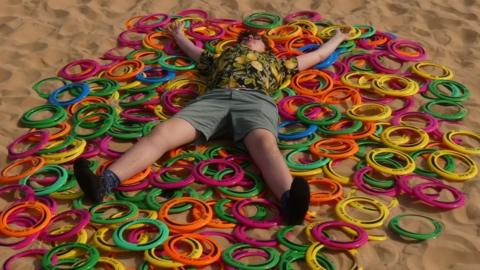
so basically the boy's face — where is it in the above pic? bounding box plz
[240,34,266,52]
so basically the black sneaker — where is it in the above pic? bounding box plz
[283,177,311,225]
[73,158,106,204]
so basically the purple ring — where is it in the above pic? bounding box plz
[396,174,442,195]
[58,59,100,81]
[390,96,415,116]
[115,177,150,192]
[284,10,322,22]
[177,9,209,19]
[37,196,58,214]
[0,184,35,203]
[38,209,90,242]
[0,216,39,249]
[161,88,198,114]
[199,230,237,244]
[117,29,147,47]
[413,182,465,209]
[311,220,368,249]
[135,13,171,30]
[277,95,317,120]
[98,136,125,158]
[225,249,270,270]
[231,198,281,228]
[391,111,438,133]
[192,159,244,186]
[353,166,398,197]
[7,130,49,160]
[3,249,55,270]
[233,224,278,247]
[149,164,195,189]
[79,141,101,159]
[120,108,159,122]
[369,51,404,74]
[387,39,427,61]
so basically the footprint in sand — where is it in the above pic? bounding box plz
[387,3,409,15]
[0,68,12,83]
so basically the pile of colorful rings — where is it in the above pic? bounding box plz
[1,8,478,269]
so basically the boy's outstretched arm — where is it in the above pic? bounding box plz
[166,21,204,62]
[296,28,350,71]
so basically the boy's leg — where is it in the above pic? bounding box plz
[243,128,310,225]
[74,117,200,203]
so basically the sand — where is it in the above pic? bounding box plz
[0,0,479,269]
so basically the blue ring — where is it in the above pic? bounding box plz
[135,66,176,83]
[277,120,318,140]
[48,82,90,106]
[298,44,344,69]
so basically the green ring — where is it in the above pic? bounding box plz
[243,12,283,29]
[428,80,470,102]
[20,104,67,128]
[158,55,196,71]
[32,77,71,99]
[89,200,139,225]
[113,218,169,251]
[19,165,68,196]
[42,242,100,270]
[285,146,331,170]
[296,103,341,126]
[216,170,265,198]
[222,243,281,270]
[389,214,443,240]
[421,99,467,121]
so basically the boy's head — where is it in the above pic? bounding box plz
[237,30,272,53]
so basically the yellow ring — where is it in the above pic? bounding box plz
[380,126,430,152]
[427,150,478,181]
[411,62,454,80]
[335,196,390,229]
[346,103,392,122]
[442,130,480,155]
[365,148,416,175]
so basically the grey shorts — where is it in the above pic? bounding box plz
[172,88,279,142]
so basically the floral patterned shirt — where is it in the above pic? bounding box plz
[196,45,299,96]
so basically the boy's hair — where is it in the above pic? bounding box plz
[236,30,273,52]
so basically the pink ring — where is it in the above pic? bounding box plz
[391,111,438,133]
[58,59,100,81]
[353,166,398,197]
[233,224,279,247]
[7,130,49,160]
[149,164,195,189]
[284,10,322,22]
[311,220,368,249]
[231,198,281,228]
[413,182,465,209]
[38,209,90,242]
[192,158,244,186]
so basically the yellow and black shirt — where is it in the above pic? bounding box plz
[197,45,298,96]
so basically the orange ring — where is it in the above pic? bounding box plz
[143,31,172,50]
[333,121,376,140]
[164,233,221,267]
[307,177,344,204]
[309,138,359,159]
[158,197,212,232]
[67,96,108,117]
[192,200,235,229]
[291,70,334,97]
[319,85,362,106]
[30,122,71,142]
[104,60,145,82]
[0,201,52,237]
[97,160,151,186]
[0,156,45,184]
[125,15,144,29]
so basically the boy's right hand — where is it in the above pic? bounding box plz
[166,21,185,37]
